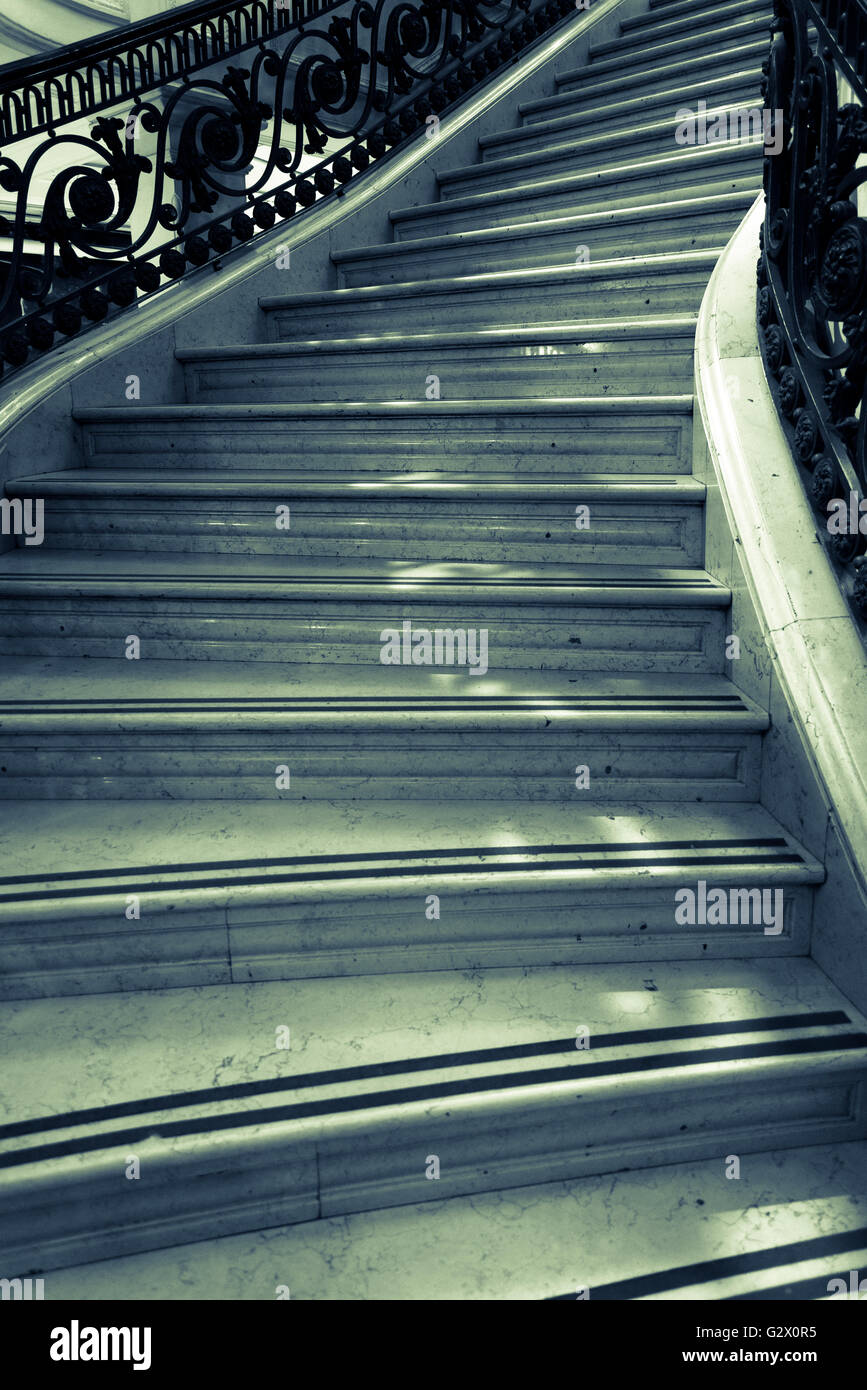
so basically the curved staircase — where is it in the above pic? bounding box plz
[2,0,867,1299]
[0,0,128,64]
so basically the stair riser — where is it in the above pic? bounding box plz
[335,209,749,287]
[0,876,814,1001]
[12,501,705,567]
[183,340,695,404]
[265,268,716,336]
[480,116,763,165]
[0,603,728,672]
[0,731,762,802]
[1,1055,858,1273]
[439,145,755,202]
[77,413,695,476]
[556,42,768,98]
[520,73,764,126]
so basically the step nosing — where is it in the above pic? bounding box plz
[178,318,699,359]
[0,1013,851,1144]
[3,1033,863,1170]
[0,836,812,904]
[73,396,696,421]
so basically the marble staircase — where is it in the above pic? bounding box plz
[0,0,126,65]
[2,0,866,1296]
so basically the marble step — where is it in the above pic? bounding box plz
[436,130,761,201]
[0,798,823,997]
[623,0,769,34]
[0,550,730,670]
[0,660,766,801]
[555,39,769,101]
[586,16,770,74]
[74,399,696,477]
[519,68,764,128]
[178,320,697,404]
[1,957,861,1272]
[403,144,760,229]
[6,470,707,566]
[478,104,763,166]
[263,255,720,338]
[332,193,753,287]
[32,1139,867,1300]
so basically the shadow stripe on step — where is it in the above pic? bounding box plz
[0,836,796,884]
[1,1012,851,1142]
[0,841,806,903]
[2,1035,865,1170]
[0,696,750,713]
[545,1228,867,1300]
[727,1274,863,1300]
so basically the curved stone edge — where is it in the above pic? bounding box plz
[694,194,867,972]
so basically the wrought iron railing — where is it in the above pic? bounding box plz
[759,0,867,621]
[0,0,575,380]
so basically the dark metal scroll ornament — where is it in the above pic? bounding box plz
[0,0,576,379]
[758,0,867,623]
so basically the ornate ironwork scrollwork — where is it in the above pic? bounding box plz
[0,0,576,379]
[759,0,867,622]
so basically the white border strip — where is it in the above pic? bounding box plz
[695,194,867,895]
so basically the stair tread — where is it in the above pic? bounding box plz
[6,469,707,498]
[0,799,824,900]
[0,958,858,1145]
[0,548,729,600]
[0,658,765,728]
[33,1140,867,1301]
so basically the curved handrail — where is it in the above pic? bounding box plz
[0,2,338,140]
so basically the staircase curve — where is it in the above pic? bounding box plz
[1,0,866,1301]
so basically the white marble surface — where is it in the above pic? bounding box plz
[694,195,867,1013]
[35,1140,867,1300]
[2,958,865,1275]
[5,955,859,1125]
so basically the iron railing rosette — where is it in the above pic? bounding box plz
[759,0,867,619]
[0,0,575,378]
